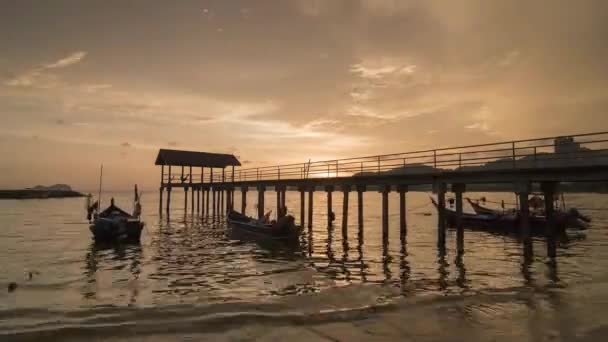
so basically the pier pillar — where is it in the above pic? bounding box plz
[515,182,531,239]
[190,167,194,213]
[308,187,314,229]
[220,189,224,216]
[380,185,390,246]
[398,185,408,242]
[342,185,350,241]
[356,185,366,240]
[159,164,165,215]
[325,185,334,227]
[184,187,188,212]
[159,186,164,215]
[542,181,559,258]
[276,187,281,218]
[298,186,306,227]
[435,181,447,248]
[241,187,248,214]
[452,183,466,254]
[257,185,266,220]
[205,188,210,216]
[212,188,216,216]
[226,189,232,212]
[166,186,172,215]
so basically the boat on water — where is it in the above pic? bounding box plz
[466,197,590,230]
[87,185,144,243]
[431,197,588,235]
[227,210,301,245]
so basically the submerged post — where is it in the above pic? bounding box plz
[542,181,558,258]
[159,164,165,214]
[257,185,266,219]
[241,187,248,214]
[325,185,334,227]
[341,185,350,239]
[398,185,408,242]
[308,187,314,229]
[166,165,172,214]
[380,185,390,246]
[452,183,466,254]
[435,181,447,248]
[515,182,531,240]
[299,186,305,227]
[356,185,366,240]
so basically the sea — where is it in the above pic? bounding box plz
[1,191,607,341]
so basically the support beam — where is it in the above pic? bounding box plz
[276,187,281,218]
[325,185,334,227]
[452,183,466,254]
[196,187,200,213]
[356,185,366,240]
[205,188,210,216]
[184,187,188,213]
[212,188,216,216]
[398,185,408,242]
[342,185,350,241]
[257,185,266,220]
[542,181,559,258]
[308,187,314,229]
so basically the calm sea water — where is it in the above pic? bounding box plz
[1,191,608,341]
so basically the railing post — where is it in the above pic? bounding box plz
[361,161,363,174]
[336,161,339,177]
[257,168,259,181]
[278,166,281,180]
[459,153,462,168]
[377,156,381,173]
[512,142,516,168]
[433,150,437,168]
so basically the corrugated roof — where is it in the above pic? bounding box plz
[155,149,241,168]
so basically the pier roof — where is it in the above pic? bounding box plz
[155,149,241,168]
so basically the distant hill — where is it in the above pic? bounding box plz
[29,184,73,191]
[0,184,84,199]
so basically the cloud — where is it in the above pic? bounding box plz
[4,51,87,88]
[45,51,87,69]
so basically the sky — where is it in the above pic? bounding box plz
[1,0,607,190]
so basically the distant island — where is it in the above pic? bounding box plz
[0,184,85,199]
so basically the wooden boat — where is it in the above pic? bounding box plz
[89,198,144,243]
[431,198,587,235]
[227,210,301,244]
[465,197,590,230]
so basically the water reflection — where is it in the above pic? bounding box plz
[82,242,142,304]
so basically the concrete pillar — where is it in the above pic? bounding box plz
[308,188,314,229]
[342,185,350,241]
[299,186,305,227]
[452,183,466,254]
[258,185,266,220]
[356,185,365,240]
[241,187,248,214]
[542,181,558,258]
[435,181,447,248]
[398,185,408,242]
[326,185,334,227]
[380,185,390,246]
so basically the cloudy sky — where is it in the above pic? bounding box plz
[1,0,607,190]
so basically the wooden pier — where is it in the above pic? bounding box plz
[155,132,608,258]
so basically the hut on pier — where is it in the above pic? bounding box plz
[155,149,241,213]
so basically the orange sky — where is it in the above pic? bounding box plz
[1,0,607,190]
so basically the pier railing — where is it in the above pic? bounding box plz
[164,131,608,184]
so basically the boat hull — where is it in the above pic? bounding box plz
[90,218,143,243]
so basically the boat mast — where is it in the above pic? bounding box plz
[98,164,104,210]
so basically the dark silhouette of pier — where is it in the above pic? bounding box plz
[155,131,608,258]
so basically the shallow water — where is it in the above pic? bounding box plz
[1,191,607,340]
